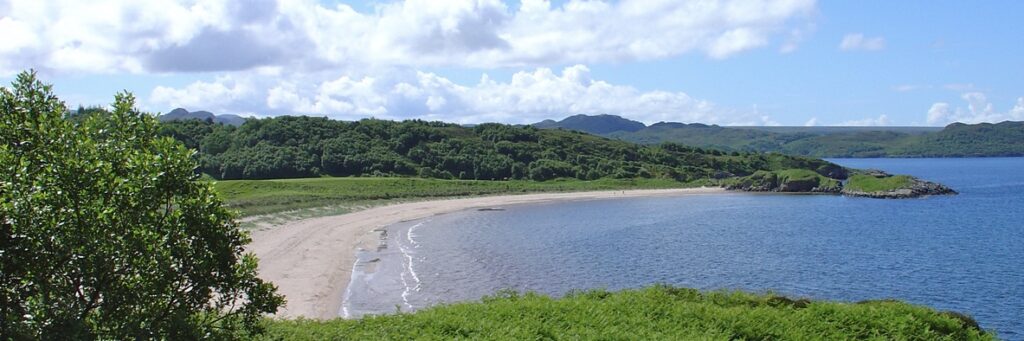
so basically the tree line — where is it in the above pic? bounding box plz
[155,115,846,182]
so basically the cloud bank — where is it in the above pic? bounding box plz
[0,0,817,74]
[150,64,775,125]
[0,0,820,124]
[1,0,823,124]
[927,93,1024,126]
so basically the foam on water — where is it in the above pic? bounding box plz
[398,221,425,309]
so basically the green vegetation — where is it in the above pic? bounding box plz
[156,114,847,185]
[4,72,975,339]
[260,286,992,340]
[895,122,1024,157]
[775,169,842,191]
[215,177,695,217]
[723,169,842,193]
[538,114,1024,157]
[845,174,914,193]
[1,71,282,338]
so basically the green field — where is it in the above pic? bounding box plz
[260,286,991,340]
[845,174,914,193]
[214,177,700,217]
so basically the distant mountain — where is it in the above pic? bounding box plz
[532,114,646,134]
[158,108,246,126]
[534,114,1024,157]
[894,121,1024,157]
[736,126,942,135]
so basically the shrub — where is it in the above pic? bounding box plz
[0,71,283,339]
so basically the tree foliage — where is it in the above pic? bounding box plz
[0,71,283,339]
[156,115,845,183]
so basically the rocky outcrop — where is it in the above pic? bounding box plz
[725,168,956,199]
[815,164,849,180]
[727,180,840,194]
[725,171,841,194]
[778,178,821,192]
[841,177,957,199]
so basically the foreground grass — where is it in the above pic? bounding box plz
[259,286,992,340]
[845,174,914,193]
[214,177,699,217]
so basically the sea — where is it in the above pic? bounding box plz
[343,158,1024,339]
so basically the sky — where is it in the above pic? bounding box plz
[1,0,1022,126]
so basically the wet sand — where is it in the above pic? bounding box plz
[246,187,726,319]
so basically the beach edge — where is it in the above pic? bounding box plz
[246,187,728,319]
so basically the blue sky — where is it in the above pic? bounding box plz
[1,0,1021,126]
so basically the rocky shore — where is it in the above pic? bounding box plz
[841,177,958,199]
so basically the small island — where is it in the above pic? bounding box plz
[725,168,956,198]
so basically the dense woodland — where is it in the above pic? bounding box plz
[154,115,845,181]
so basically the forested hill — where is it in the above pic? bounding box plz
[157,116,847,182]
[534,115,1024,157]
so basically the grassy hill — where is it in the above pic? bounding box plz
[535,115,1024,157]
[260,286,992,340]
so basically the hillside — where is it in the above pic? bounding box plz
[158,116,847,184]
[535,115,1024,157]
[153,115,962,199]
[893,122,1024,157]
[533,114,646,134]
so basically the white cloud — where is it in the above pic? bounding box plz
[943,83,975,92]
[839,33,885,51]
[779,25,813,54]
[926,93,1024,126]
[4,0,816,125]
[0,0,818,75]
[148,64,778,125]
[926,103,953,126]
[840,114,890,126]
[150,75,258,115]
[892,84,927,92]
[803,117,818,126]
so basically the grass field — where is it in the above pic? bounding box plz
[259,286,991,340]
[845,174,914,193]
[213,177,701,217]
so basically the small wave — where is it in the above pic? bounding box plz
[408,221,423,248]
[399,221,427,310]
[340,257,361,318]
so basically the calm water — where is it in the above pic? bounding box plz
[345,158,1024,338]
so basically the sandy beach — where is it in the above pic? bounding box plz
[247,187,726,319]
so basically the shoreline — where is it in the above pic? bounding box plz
[246,187,726,319]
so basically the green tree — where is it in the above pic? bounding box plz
[0,71,283,339]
